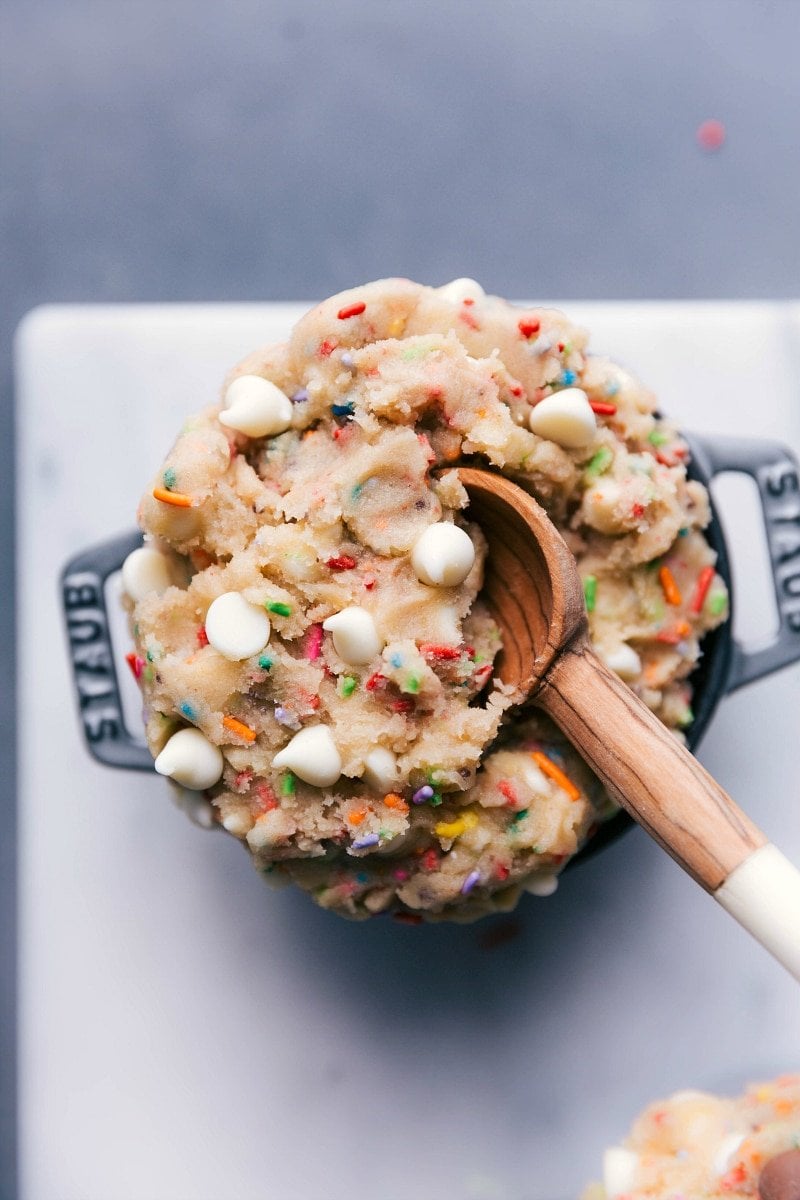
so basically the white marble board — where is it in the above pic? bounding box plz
[15,302,800,1200]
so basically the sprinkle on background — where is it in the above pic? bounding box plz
[696,118,726,152]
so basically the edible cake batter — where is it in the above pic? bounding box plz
[581,1075,800,1199]
[123,278,729,919]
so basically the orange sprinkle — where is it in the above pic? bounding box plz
[152,486,194,508]
[383,793,409,814]
[531,751,580,801]
[774,1097,794,1115]
[347,807,368,826]
[222,715,256,743]
[658,564,682,606]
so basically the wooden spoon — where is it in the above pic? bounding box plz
[457,466,800,981]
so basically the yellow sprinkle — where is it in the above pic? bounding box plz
[387,316,406,338]
[434,811,479,839]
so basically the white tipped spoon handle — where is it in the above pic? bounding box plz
[715,844,800,982]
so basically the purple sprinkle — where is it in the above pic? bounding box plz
[460,869,481,895]
[352,833,380,850]
[291,388,309,404]
[340,352,355,369]
[413,785,434,804]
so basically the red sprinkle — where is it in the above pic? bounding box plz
[498,780,518,806]
[590,401,617,416]
[420,643,461,660]
[509,385,524,398]
[393,912,423,925]
[337,301,366,320]
[319,339,338,357]
[420,848,439,871]
[462,297,475,307]
[234,769,253,792]
[495,864,510,883]
[696,118,726,153]
[196,625,209,648]
[365,672,387,692]
[125,651,143,679]
[459,309,480,331]
[305,624,324,661]
[518,318,541,339]
[631,502,646,519]
[363,575,376,590]
[254,782,278,812]
[690,565,716,614]
[326,555,357,571]
[391,698,415,713]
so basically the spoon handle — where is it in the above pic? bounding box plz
[540,641,800,981]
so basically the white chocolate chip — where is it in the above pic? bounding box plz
[154,728,224,791]
[603,1146,639,1198]
[411,522,476,587]
[437,278,485,304]
[272,725,342,788]
[221,809,252,837]
[219,375,293,438]
[712,1133,745,1177]
[529,388,597,449]
[601,643,642,681]
[583,477,624,534]
[322,606,382,664]
[121,545,172,602]
[524,872,559,896]
[205,592,271,661]
[362,747,399,793]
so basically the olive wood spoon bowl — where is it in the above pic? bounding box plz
[458,466,800,981]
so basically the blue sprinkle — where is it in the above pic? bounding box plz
[332,401,355,417]
[413,785,434,804]
[340,352,355,369]
[460,869,481,895]
[352,833,380,850]
[561,369,577,386]
[180,702,197,721]
[604,379,620,397]
[291,388,309,404]
[356,871,369,883]
[678,527,689,537]
[390,652,403,668]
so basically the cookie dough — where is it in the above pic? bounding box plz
[581,1075,800,1199]
[125,278,728,920]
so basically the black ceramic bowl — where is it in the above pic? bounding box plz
[61,432,800,863]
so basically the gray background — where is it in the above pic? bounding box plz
[2,0,799,1193]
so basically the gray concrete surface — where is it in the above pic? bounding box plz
[2,1,799,1194]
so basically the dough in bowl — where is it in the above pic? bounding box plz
[581,1075,800,1199]
[125,278,729,920]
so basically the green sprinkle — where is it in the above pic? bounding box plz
[339,675,357,698]
[401,343,432,361]
[258,655,273,671]
[709,591,727,616]
[648,429,670,447]
[280,773,296,796]
[677,706,694,728]
[143,665,155,684]
[404,675,421,694]
[430,792,443,807]
[267,601,292,617]
[162,466,177,490]
[510,809,529,826]
[351,482,364,500]
[585,446,613,477]
[583,575,597,613]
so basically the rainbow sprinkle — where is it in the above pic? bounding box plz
[659,565,682,607]
[583,575,597,613]
[280,773,296,796]
[267,601,292,617]
[352,833,379,850]
[339,676,357,698]
[461,869,481,895]
[531,751,580,801]
[413,785,434,804]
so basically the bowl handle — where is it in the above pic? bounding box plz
[61,531,155,770]
[689,434,800,692]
